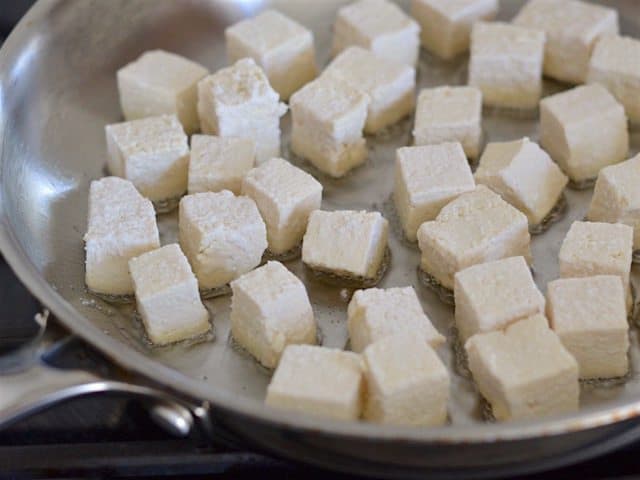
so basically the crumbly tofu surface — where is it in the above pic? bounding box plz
[588,35,640,124]
[468,22,545,109]
[197,58,287,164]
[474,137,568,226]
[411,0,498,59]
[242,158,322,254]
[413,86,482,159]
[547,275,629,379]
[225,10,317,100]
[105,114,190,202]
[187,135,255,195]
[559,221,633,311]
[323,47,415,134]
[230,261,316,368]
[302,210,389,280]
[290,74,369,177]
[588,154,640,249]
[363,334,449,426]
[454,256,544,341]
[178,191,267,290]
[394,142,475,241]
[332,0,420,67]
[465,314,579,421]
[513,0,619,84]
[539,84,628,183]
[417,186,531,290]
[265,344,364,420]
[84,177,160,296]
[116,50,209,134]
[347,286,445,353]
[128,244,210,345]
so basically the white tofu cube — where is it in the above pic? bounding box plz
[539,84,628,184]
[332,0,420,67]
[588,154,640,249]
[187,135,255,195]
[230,261,317,368]
[84,177,160,296]
[116,50,209,134]
[289,75,369,177]
[363,334,449,426]
[225,10,317,100]
[559,221,634,312]
[513,0,619,84]
[348,286,445,353]
[417,186,531,290]
[454,256,545,341]
[105,114,189,203]
[468,22,545,109]
[178,191,267,290]
[465,314,579,421]
[394,142,475,242]
[413,86,482,160]
[128,244,210,345]
[411,0,498,60]
[323,47,415,134]
[547,275,629,379]
[474,137,568,226]
[302,210,389,281]
[242,158,322,255]
[265,344,364,420]
[197,58,287,164]
[588,35,640,124]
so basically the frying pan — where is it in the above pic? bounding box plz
[1,0,640,477]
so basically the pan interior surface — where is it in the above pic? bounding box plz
[1,0,640,442]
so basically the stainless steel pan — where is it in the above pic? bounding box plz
[2,0,640,477]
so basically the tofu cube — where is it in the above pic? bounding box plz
[588,35,640,124]
[128,244,210,345]
[363,334,449,426]
[265,344,364,420]
[231,261,317,368]
[468,22,545,109]
[588,154,640,249]
[187,135,255,195]
[411,0,498,60]
[465,314,579,421]
[84,177,160,296]
[332,0,420,67]
[559,221,634,312]
[197,58,287,164]
[417,186,531,290]
[116,50,209,134]
[454,256,545,341]
[242,158,322,255]
[225,10,317,100]
[290,75,369,177]
[513,0,619,84]
[178,191,267,290]
[474,137,568,226]
[394,142,475,242]
[323,47,415,134]
[539,84,628,184]
[105,114,189,203]
[348,286,445,353]
[413,86,482,160]
[302,210,389,280]
[547,275,629,379]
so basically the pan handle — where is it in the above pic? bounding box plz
[0,311,211,437]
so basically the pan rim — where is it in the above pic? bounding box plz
[2,0,640,446]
